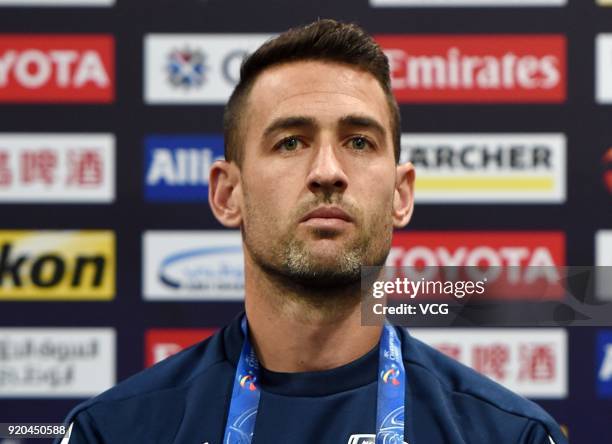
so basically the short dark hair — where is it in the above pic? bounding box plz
[223,19,401,166]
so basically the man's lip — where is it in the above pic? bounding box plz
[300,207,353,222]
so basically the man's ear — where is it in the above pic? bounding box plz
[209,160,242,227]
[392,162,415,228]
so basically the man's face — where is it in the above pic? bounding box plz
[237,60,402,288]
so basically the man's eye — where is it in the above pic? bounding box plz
[277,137,301,151]
[350,136,371,150]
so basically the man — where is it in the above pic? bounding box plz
[59,19,568,444]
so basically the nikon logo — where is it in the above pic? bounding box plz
[0,244,105,287]
[0,231,115,300]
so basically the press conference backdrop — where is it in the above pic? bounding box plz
[0,0,611,442]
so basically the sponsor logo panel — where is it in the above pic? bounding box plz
[0,230,115,300]
[402,133,566,203]
[0,0,114,5]
[143,230,243,301]
[0,328,115,397]
[410,328,567,398]
[0,35,114,103]
[371,0,565,5]
[389,231,565,299]
[596,34,612,104]
[0,133,114,203]
[375,35,566,103]
[144,34,273,104]
[390,231,565,267]
[145,328,217,367]
[596,330,612,398]
[596,230,612,300]
[144,135,223,202]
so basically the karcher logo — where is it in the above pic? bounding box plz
[0,230,114,300]
[401,133,565,203]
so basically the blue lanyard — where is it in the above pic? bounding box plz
[223,316,406,444]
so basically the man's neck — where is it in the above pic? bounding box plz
[243,257,382,373]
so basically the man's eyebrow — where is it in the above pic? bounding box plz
[261,114,387,139]
[262,116,317,138]
[339,115,387,139]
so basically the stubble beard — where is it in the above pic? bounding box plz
[242,191,393,296]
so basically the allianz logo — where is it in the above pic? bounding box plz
[146,147,223,186]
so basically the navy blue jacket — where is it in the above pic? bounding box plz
[59,314,568,444]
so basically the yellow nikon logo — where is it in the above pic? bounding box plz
[598,0,612,5]
[0,231,115,300]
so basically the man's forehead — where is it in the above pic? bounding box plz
[253,60,377,91]
[246,60,390,129]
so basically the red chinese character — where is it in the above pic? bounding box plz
[437,343,462,361]
[472,344,509,380]
[0,152,12,186]
[518,344,555,381]
[66,150,103,186]
[20,150,57,185]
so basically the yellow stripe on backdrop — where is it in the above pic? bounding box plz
[416,177,554,191]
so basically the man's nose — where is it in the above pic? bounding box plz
[306,143,348,195]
